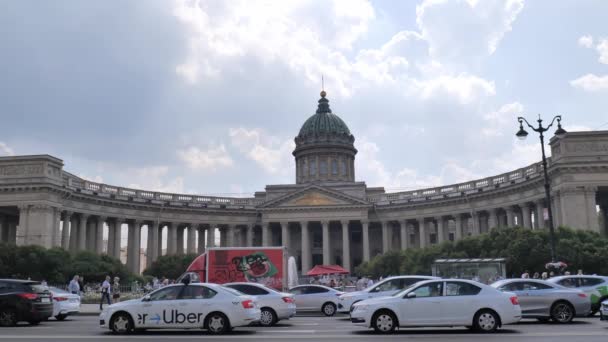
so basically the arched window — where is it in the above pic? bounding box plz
[331,159,338,175]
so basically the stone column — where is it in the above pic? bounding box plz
[52,207,61,247]
[418,219,426,248]
[207,225,216,248]
[301,221,311,273]
[157,225,164,258]
[61,211,72,250]
[187,225,196,254]
[381,221,390,253]
[505,207,515,227]
[148,222,159,265]
[17,205,29,246]
[471,213,481,235]
[322,221,330,265]
[454,215,462,240]
[78,214,88,251]
[362,220,370,262]
[0,215,8,243]
[95,216,105,254]
[535,200,545,229]
[436,217,445,243]
[86,219,95,251]
[113,219,123,260]
[521,205,532,228]
[585,186,600,232]
[341,220,350,271]
[246,224,254,247]
[107,220,116,257]
[198,225,206,254]
[226,224,235,247]
[7,219,17,245]
[400,220,408,250]
[130,221,142,274]
[176,225,185,254]
[262,223,270,247]
[487,209,498,230]
[280,222,289,251]
[69,215,78,251]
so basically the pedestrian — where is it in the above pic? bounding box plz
[532,272,540,279]
[564,271,571,275]
[68,275,80,295]
[112,277,121,303]
[577,269,583,275]
[541,272,548,280]
[100,276,112,310]
[78,276,84,296]
[521,270,530,279]
[549,271,555,278]
[41,279,47,287]
[366,277,373,288]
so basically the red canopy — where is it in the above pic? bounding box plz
[306,265,349,276]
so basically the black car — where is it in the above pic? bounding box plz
[0,279,53,326]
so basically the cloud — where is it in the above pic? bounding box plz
[578,35,594,48]
[229,127,294,175]
[416,0,525,62]
[570,74,608,92]
[125,166,185,194]
[0,142,14,156]
[177,145,234,171]
[597,38,608,64]
[408,74,496,104]
[482,102,523,137]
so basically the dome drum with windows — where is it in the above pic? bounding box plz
[293,91,357,184]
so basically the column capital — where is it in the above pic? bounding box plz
[98,216,107,221]
[80,213,90,219]
[340,220,349,226]
[63,210,73,218]
[434,216,443,222]
[321,220,329,226]
[504,207,514,213]
[360,219,369,226]
[299,221,308,227]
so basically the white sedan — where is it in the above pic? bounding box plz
[48,287,80,320]
[338,276,438,314]
[100,282,260,334]
[350,279,521,333]
[223,282,296,326]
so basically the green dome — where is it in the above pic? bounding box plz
[298,93,351,137]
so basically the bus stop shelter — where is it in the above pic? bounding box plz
[432,258,506,284]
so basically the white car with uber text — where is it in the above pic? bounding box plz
[338,276,438,314]
[350,279,521,333]
[99,282,260,334]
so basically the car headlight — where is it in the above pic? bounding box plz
[353,304,368,312]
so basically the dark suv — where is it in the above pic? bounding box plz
[0,279,53,326]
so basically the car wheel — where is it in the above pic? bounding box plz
[371,310,397,334]
[206,312,230,335]
[55,314,67,321]
[551,302,574,324]
[473,310,499,333]
[110,312,133,334]
[260,308,277,327]
[0,309,17,327]
[322,302,336,317]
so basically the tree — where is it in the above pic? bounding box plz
[143,254,197,280]
[354,227,608,278]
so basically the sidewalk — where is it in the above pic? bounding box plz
[79,304,103,316]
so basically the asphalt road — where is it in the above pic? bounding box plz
[1,314,607,342]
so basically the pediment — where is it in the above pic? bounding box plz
[258,185,370,209]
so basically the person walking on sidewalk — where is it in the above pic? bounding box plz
[112,277,121,303]
[100,276,112,310]
[68,275,80,295]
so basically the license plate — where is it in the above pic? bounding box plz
[41,298,50,303]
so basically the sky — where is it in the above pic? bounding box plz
[2,0,608,198]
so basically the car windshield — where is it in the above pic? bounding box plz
[391,283,417,297]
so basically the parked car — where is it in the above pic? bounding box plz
[491,278,590,323]
[0,279,53,326]
[288,285,343,316]
[48,287,80,321]
[547,275,608,314]
[99,281,260,334]
[223,282,295,326]
[338,276,438,314]
[350,279,521,333]
[600,299,608,321]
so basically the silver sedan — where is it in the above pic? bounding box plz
[491,279,590,323]
[288,285,343,316]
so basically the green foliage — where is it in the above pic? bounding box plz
[354,227,608,278]
[143,254,197,280]
[0,243,131,284]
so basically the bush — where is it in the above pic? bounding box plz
[0,243,134,284]
[354,227,608,278]
[143,254,197,280]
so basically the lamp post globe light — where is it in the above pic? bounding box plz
[515,115,566,263]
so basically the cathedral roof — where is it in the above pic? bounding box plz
[298,91,351,137]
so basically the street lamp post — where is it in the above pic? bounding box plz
[515,115,567,263]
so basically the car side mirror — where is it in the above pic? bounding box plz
[142,295,151,302]
[405,292,416,299]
